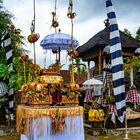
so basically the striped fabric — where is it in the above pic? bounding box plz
[1,30,14,120]
[106,0,126,123]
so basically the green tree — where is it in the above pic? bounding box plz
[123,28,132,37]
[0,1,14,35]
[0,0,14,64]
[123,27,140,87]
[73,58,87,76]
[135,27,140,41]
[0,1,27,89]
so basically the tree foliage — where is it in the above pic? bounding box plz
[0,1,14,35]
[73,58,87,76]
[123,27,140,87]
[135,27,140,41]
[0,1,27,90]
[123,28,132,37]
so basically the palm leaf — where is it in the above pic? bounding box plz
[9,74,20,90]
[0,63,10,80]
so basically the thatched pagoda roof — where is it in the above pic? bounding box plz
[76,27,140,61]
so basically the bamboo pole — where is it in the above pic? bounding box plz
[33,0,36,64]
[55,0,57,33]
[23,62,26,84]
[69,0,75,85]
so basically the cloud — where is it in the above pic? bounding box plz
[3,0,140,69]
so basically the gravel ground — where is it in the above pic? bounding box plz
[1,132,140,140]
[1,127,140,140]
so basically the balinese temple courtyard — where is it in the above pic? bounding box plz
[1,0,140,140]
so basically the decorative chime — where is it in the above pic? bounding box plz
[67,0,79,85]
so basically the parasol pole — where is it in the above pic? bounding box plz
[53,0,59,62]
[43,51,47,68]
[33,0,36,64]
[54,0,57,62]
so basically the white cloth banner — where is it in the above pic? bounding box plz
[21,115,84,140]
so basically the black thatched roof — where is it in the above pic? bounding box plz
[76,27,140,61]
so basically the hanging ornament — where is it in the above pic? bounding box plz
[69,83,79,91]
[27,33,40,43]
[67,0,76,19]
[27,20,40,43]
[51,12,59,28]
[18,53,29,62]
[67,12,76,19]
[67,49,79,58]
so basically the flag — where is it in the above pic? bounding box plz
[1,30,14,121]
[106,0,126,123]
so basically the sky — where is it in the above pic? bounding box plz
[3,0,140,69]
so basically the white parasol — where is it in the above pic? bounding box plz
[82,78,103,89]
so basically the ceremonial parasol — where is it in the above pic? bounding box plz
[82,78,103,89]
[40,32,79,63]
[40,32,79,51]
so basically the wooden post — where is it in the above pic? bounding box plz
[130,62,133,86]
[98,49,102,76]
[87,61,90,80]
[103,56,106,84]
